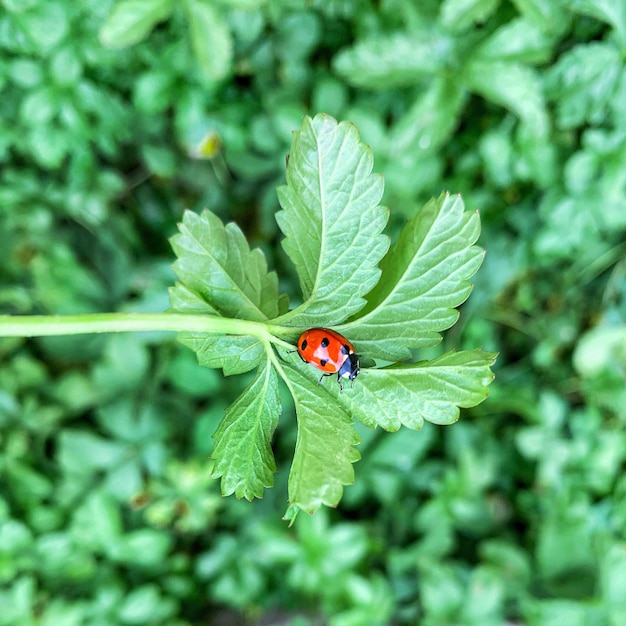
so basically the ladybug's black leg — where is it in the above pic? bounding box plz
[318,373,332,385]
[337,373,344,393]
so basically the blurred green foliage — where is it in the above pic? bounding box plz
[1,0,625,624]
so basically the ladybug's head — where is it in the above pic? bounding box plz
[337,352,360,382]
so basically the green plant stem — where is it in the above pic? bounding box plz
[0,313,277,341]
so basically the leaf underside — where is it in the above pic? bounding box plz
[211,361,281,500]
[342,193,484,361]
[344,349,497,431]
[275,114,389,328]
[282,362,360,513]
[170,209,282,322]
[166,115,497,516]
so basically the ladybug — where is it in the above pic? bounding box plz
[295,328,360,390]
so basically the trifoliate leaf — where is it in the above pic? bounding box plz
[333,31,452,89]
[275,114,389,327]
[282,364,360,514]
[343,193,483,361]
[344,350,497,431]
[170,209,282,321]
[99,0,175,48]
[211,361,280,500]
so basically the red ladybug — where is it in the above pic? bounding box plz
[295,328,360,390]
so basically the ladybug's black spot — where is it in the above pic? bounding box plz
[320,337,330,348]
[340,344,350,355]
[319,359,328,366]
[300,339,308,351]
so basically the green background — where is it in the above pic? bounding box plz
[1,0,626,624]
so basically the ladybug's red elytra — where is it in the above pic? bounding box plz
[295,328,360,390]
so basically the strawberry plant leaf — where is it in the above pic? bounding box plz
[282,363,360,514]
[180,335,264,376]
[170,209,282,321]
[165,115,496,514]
[211,361,280,500]
[168,282,218,315]
[275,114,389,327]
[340,350,497,431]
[343,193,483,361]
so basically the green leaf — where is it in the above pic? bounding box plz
[390,76,468,156]
[180,334,265,375]
[110,529,172,567]
[168,282,218,315]
[275,114,389,327]
[211,361,280,500]
[170,209,282,321]
[440,0,499,31]
[58,430,129,474]
[117,584,176,624]
[72,491,123,550]
[472,17,556,64]
[337,350,496,431]
[171,283,257,371]
[570,0,626,47]
[343,193,483,361]
[283,364,360,514]
[465,60,548,133]
[602,545,626,616]
[14,3,70,52]
[99,0,175,48]
[545,42,622,129]
[183,0,233,82]
[333,31,453,89]
[573,326,626,378]
[510,0,569,32]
